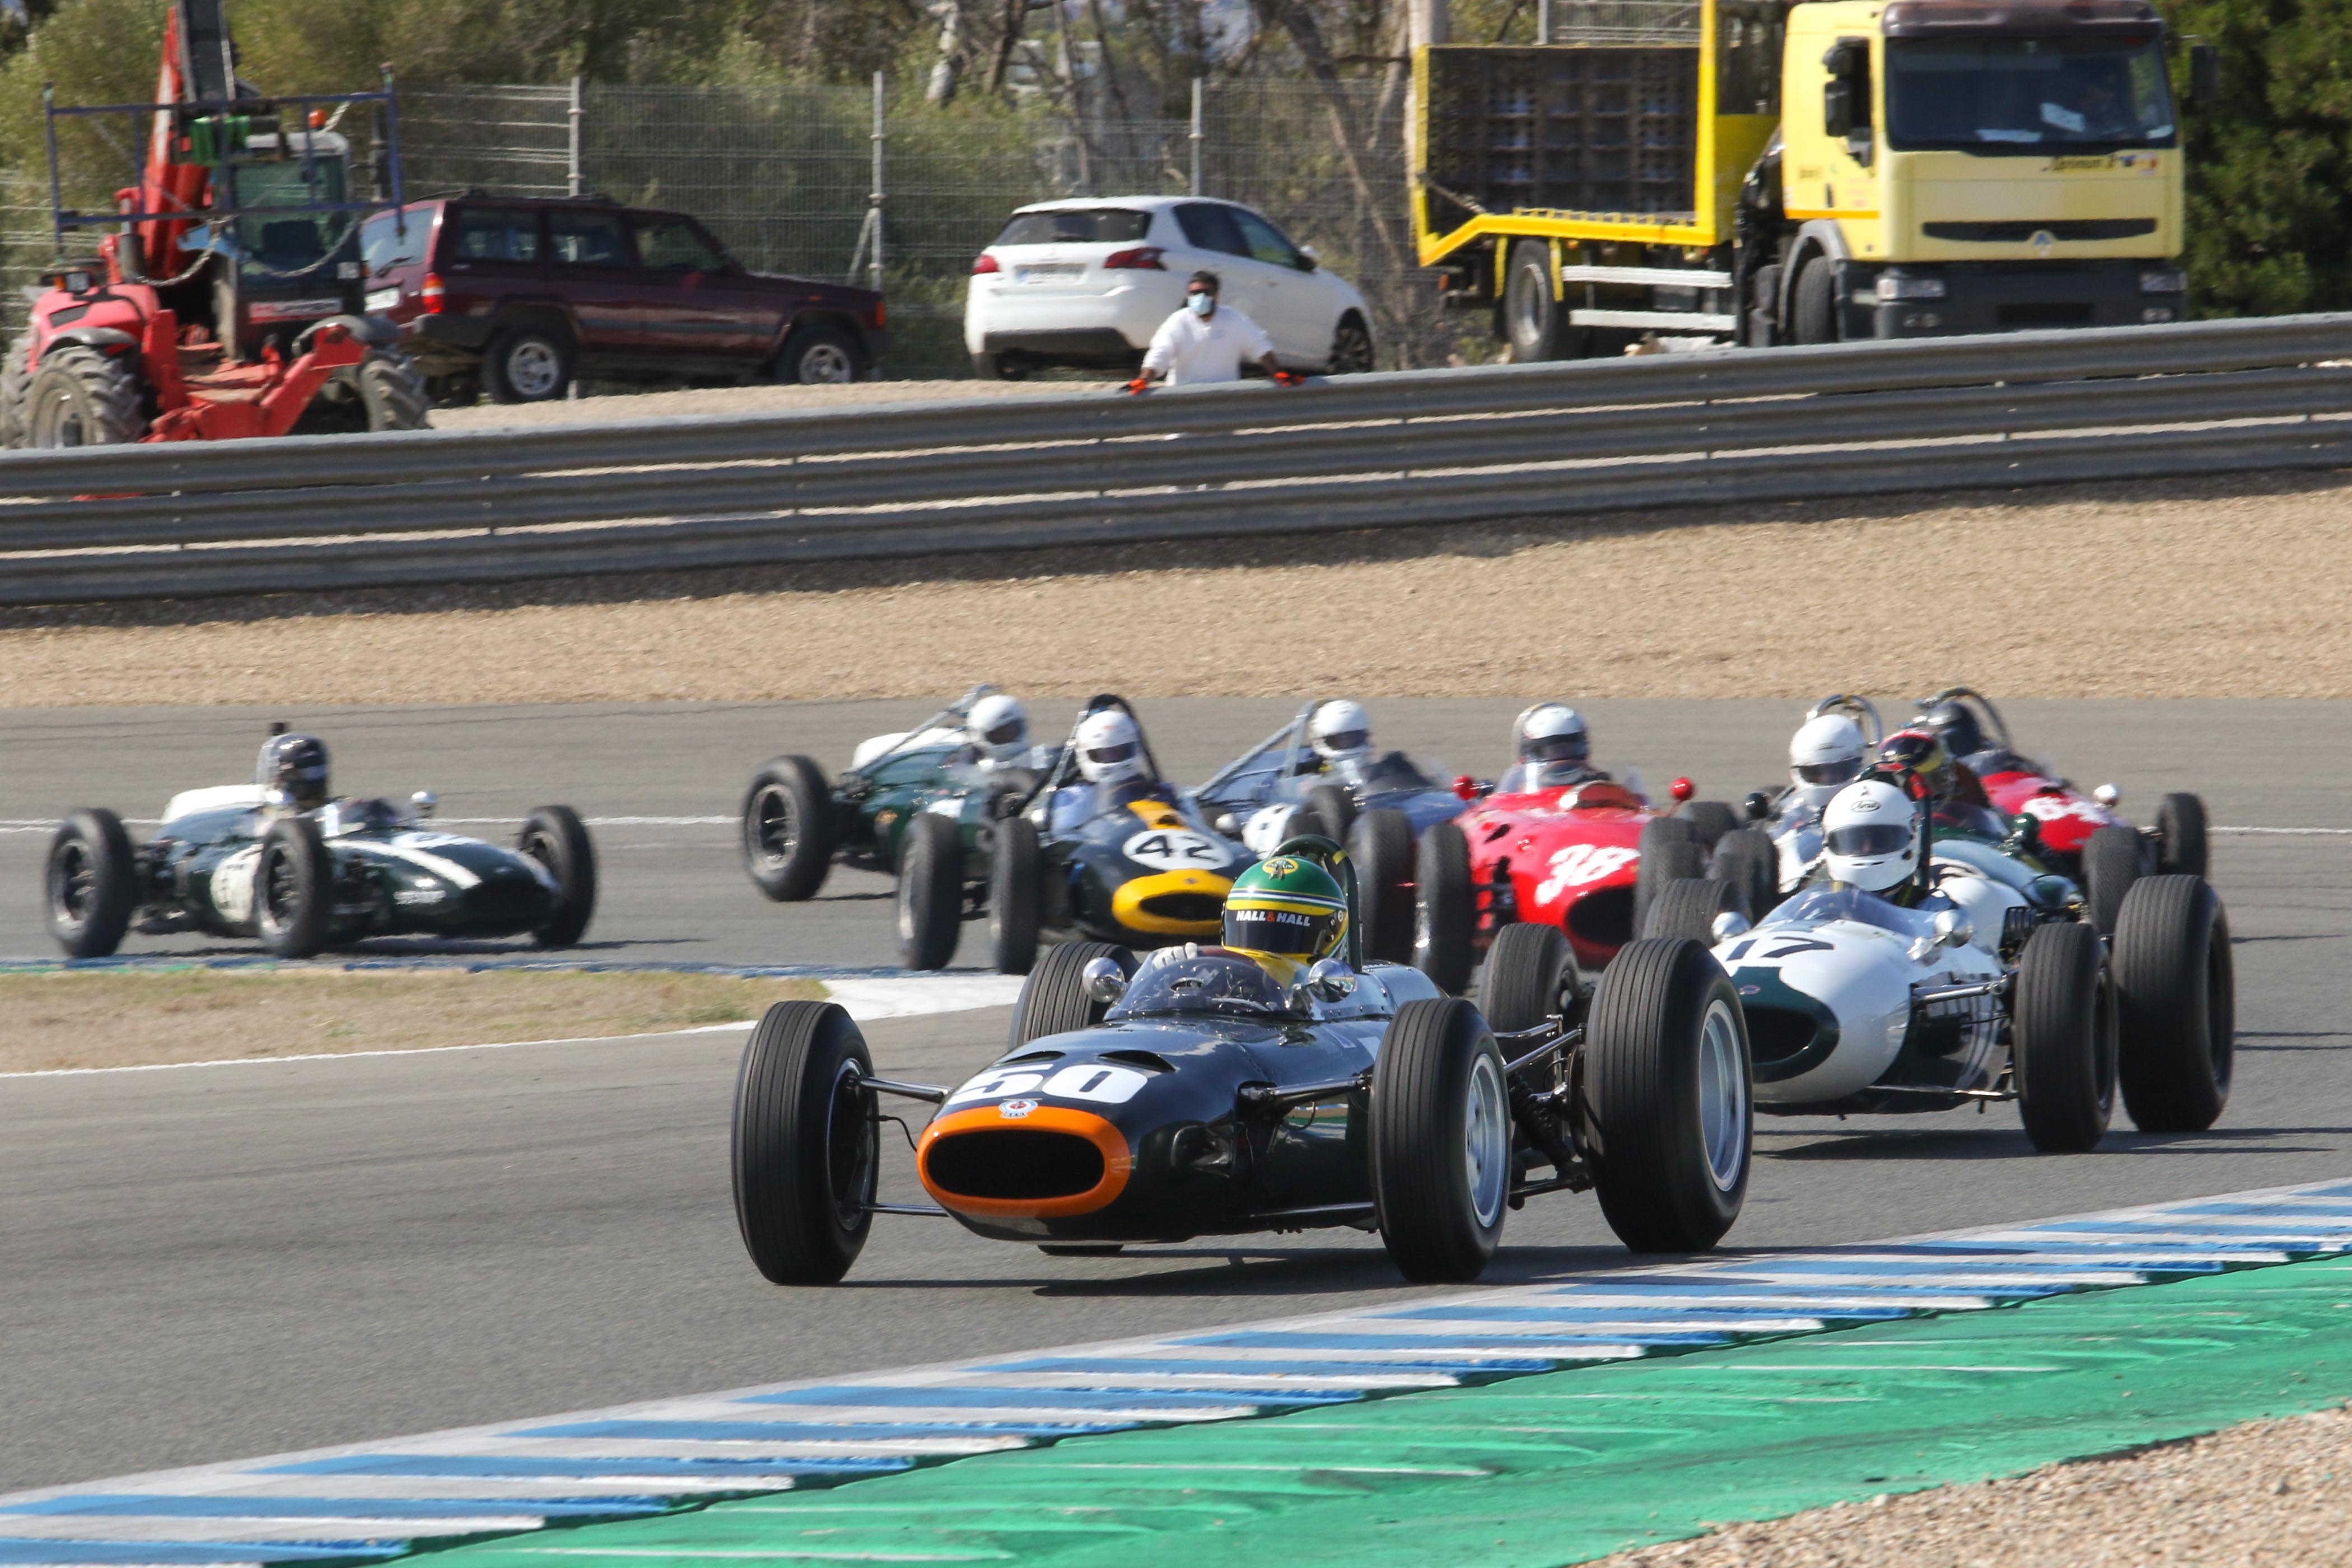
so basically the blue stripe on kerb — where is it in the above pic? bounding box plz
[262,1456,906,1481]
[0,1498,664,1522]
[1177,1331,1721,1351]
[983,1356,1500,1379]
[516,1418,1136,1441]
[739,1385,1352,1410]
[0,1541,403,1564]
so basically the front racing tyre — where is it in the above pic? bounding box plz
[1583,936,1751,1252]
[1710,827,1779,919]
[987,816,1042,976]
[1474,920,1575,1033]
[732,1000,878,1285]
[1641,876,1744,944]
[895,813,965,971]
[521,805,598,948]
[1370,997,1510,1282]
[1009,940,1136,1049]
[2113,875,2234,1133]
[45,807,136,958]
[1632,828,1706,948]
[2082,822,2145,937]
[1412,818,1476,996]
[1303,783,1357,844]
[254,815,333,959]
[743,756,838,902]
[1348,808,1418,965]
[2156,792,2209,878]
[2012,920,2117,1153]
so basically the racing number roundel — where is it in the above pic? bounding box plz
[1121,828,1229,872]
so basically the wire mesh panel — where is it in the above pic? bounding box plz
[402,85,573,200]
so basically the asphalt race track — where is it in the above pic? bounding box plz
[2,698,2348,1495]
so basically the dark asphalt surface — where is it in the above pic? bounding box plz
[2,698,2348,1494]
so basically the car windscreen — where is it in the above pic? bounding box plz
[360,208,431,273]
[1886,37,2176,151]
[1766,885,1933,937]
[993,208,1152,246]
[229,158,351,276]
[1109,953,1291,1020]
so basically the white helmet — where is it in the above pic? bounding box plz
[1821,778,1920,893]
[1516,703,1591,767]
[1789,713,1868,809]
[1074,708,1144,786]
[1309,699,1372,764]
[967,693,1028,760]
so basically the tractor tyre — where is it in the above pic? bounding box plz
[0,333,32,448]
[22,346,146,446]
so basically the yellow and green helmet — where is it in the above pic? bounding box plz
[1222,853,1350,964]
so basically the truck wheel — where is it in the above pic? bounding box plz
[520,805,598,948]
[895,813,965,970]
[1633,832,1706,946]
[776,323,867,385]
[1744,262,1782,347]
[2082,822,2144,936]
[254,815,333,959]
[988,816,1043,975]
[1348,808,1418,965]
[743,756,838,902]
[2156,792,2209,878]
[1681,800,1739,848]
[2113,875,2233,1133]
[45,808,136,959]
[1303,782,1356,844]
[1641,876,1744,944]
[22,346,145,446]
[1791,255,1837,345]
[1583,936,1751,1251]
[0,333,32,448]
[1412,818,1476,995]
[1371,996,1511,1282]
[484,325,574,403]
[1711,827,1780,918]
[1502,240,1574,361]
[2012,921,2116,1153]
[1009,940,1135,1048]
[732,1000,878,1284]
[1474,920,1574,1033]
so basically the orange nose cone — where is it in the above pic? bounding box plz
[917,1103,1132,1219]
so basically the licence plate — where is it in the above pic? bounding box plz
[365,287,402,311]
[1015,264,1084,284]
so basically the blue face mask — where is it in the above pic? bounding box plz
[1187,292,1215,317]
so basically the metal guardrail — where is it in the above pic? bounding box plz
[3,313,2349,605]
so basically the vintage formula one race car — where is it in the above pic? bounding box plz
[45,735,595,959]
[731,837,1753,1285]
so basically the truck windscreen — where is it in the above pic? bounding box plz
[1886,38,2175,151]
[230,159,352,278]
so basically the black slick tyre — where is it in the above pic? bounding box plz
[45,807,136,958]
[1303,783,1357,844]
[743,756,838,902]
[520,805,598,948]
[2012,921,2116,1153]
[776,322,866,384]
[1711,827,1779,918]
[24,346,144,446]
[1791,255,1836,345]
[1641,876,1744,944]
[2156,792,2209,878]
[1583,936,1751,1252]
[484,324,574,403]
[1633,832,1706,946]
[1009,940,1135,1048]
[988,816,1042,976]
[1349,808,1417,964]
[2081,822,2145,937]
[731,1000,878,1285]
[1681,800,1739,848]
[895,813,965,971]
[1412,818,1476,996]
[1474,920,1574,1033]
[254,815,333,959]
[2113,875,2233,1133]
[1370,997,1510,1282]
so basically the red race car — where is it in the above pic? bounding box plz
[1912,686,2209,932]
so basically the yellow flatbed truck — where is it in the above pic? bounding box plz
[1412,0,2214,356]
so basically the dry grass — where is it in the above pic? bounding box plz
[0,968,823,1073]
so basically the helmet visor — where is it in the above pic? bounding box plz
[1317,728,1369,755]
[1827,822,1913,857]
[1222,907,1329,959]
[1084,740,1138,768]
[1795,757,1863,787]
[982,718,1026,747]
[1528,734,1589,765]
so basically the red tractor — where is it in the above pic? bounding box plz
[0,0,427,447]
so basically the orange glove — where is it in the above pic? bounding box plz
[1123,376,1152,395]
[1272,370,1305,387]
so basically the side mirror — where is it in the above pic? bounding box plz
[260,783,293,811]
[2009,813,2043,846]
[1452,773,1483,802]
[1298,957,1356,1005]
[2092,783,2121,809]
[1710,911,1753,943]
[1743,790,1773,822]
[1669,776,1696,804]
[1823,78,1855,138]
[1295,245,1319,272]
[1214,811,1240,836]
[2187,41,2218,107]
[1933,908,1973,949]
[410,789,439,819]
[1082,955,1128,1006]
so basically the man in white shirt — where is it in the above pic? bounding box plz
[1135,270,1286,388]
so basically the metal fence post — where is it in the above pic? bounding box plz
[566,76,584,197]
[1189,78,1204,196]
[1537,0,1551,41]
[869,71,885,295]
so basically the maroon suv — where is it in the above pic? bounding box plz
[358,195,888,403]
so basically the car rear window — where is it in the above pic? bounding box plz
[360,207,431,272]
[447,207,540,264]
[549,209,631,267]
[992,208,1152,246]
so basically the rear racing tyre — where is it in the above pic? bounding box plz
[1710,827,1779,919]
[1474,920,1574,1033]
[1790,255,1837,345]
[0,332,32,448]
[1583,936,1751,1252]
[731,1000,878,1285]
[743,756,838,902]
[520,805,598,948]
[1303,783,1357,845]
[22,346,145,446]
[1632,832,1707,948]
[1327,312,1376,375]
[2113,875,2234,1133]
[987,815,1043,976]
[2082,822,2145,937]
[895,813,965,972]
[1681,800,1740,849]
[2012,921,2117,1154]
[45,807,136,959]
[254,815,333,960]
[1370,997,1511,1282]
[774,323,867,385]
[1009,940,1136,1048]
[2156,792,2209,878]
[1641,876,1744,944]
[484,324,575,403]
[1412,818,1477,996]
[1502,240,1573,362]
[1349,808,1418,965]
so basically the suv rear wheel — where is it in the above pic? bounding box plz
[776,323,867,385]
[485,325,575,403]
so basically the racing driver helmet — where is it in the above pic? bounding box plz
[1516,704,1591,767]
[1074,708,1145,787]
[1788,713,1868,810]
[1308,699,1373,767]
[966,693,1029,762]
[1820,778,1921,893]
[1877,727,1957,802]
[1221,853,1349,971]
[256,732,331,811]
[1919,701,1988,765]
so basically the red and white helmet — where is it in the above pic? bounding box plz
[1821,778,1920,893]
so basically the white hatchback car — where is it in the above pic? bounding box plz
[964,195,1376,379]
